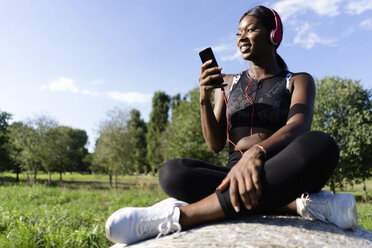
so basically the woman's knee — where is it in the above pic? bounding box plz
[296,131,339,159]
[159,159,188,194]
[297,131,339,180]
[309,131,339,161]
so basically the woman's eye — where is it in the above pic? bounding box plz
[236,27,256,37]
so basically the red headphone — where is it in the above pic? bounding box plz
[268,8,283,46]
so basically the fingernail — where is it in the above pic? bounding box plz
[234,206,240,212]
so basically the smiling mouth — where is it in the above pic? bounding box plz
[240,44,251,52]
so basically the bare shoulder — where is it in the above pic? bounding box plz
[288,72,315,93]
[291,72,314,84]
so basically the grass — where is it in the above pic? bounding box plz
[0,173,371,248]
[0,173,166,248]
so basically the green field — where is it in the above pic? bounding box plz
[0,173,371,248]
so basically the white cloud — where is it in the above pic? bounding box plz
[196,38,241,62]
[107,91,152,104]
[195,43,235,53]
[221,49,241,61]
[345,0,372,15]
[359,18,372,30]
[40,77,79,93]
[293,22,336,49]
[212,44,232,52]
[82,89,101,97]
[273,0,342,21]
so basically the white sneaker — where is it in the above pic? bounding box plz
[296,190,358,230]
[105,198,189,245]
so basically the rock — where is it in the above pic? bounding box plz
[110,215,372,248]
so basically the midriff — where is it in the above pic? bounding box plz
[228,127,275,153]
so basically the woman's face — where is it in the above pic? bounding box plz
[236,15,272,61]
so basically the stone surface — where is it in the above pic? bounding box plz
[110,215,372,248]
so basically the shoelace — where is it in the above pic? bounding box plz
[156,217,181,239]
[301,193,329,223]
[135,207,181,239]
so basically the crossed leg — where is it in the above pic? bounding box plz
[159,131,339,229]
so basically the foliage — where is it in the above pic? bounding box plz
[146,92,170,174]
[47,126,88,181]
[0,111,12,172]
[162,88,228,165]
[7,122,41,179]
[126,109,148,174]
[29,115,59,183]
[312,77,372,191]
[7,117,89,183]
[93,108,131,188]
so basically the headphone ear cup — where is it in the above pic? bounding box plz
[270,28,282,45]
[270,29,277,45]
[268,8,283,45]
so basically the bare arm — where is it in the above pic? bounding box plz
[199,60,233,153]
[257,73,316,155]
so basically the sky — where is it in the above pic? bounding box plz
[1,0,372,152]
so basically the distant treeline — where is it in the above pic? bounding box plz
[0,76,371,195]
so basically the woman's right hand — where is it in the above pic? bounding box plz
[199,60,225,104]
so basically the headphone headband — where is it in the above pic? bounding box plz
[268,8,283,46]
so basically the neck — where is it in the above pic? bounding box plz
[248,52,282,80]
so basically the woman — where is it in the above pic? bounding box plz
[105,6,357,245]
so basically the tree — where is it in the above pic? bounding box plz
[312,76,372,195]
[126,109,148,174]
[146,92,170,174]
[93,108,131,189]
[29,114,59,184]
[162,88,228,165]
[68,128,89,172]
[7,121,41,182]
[0,110,12,172]
[48,126,88,182]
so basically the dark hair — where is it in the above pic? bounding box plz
[240,5,288,70]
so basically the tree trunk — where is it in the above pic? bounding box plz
[26,172,30,182]
[330,178,336,194]
[109,173,112,188]
[60,171,63,184]
[16,168,20,182]
[33,169,37,183]
[362,176,368,201]
[115,172,118,190]
[48,171,51,185]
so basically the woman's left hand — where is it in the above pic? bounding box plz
[216,146,265,212]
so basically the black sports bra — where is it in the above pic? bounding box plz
[227,70,293,131]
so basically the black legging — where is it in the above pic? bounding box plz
[159,131,339,218]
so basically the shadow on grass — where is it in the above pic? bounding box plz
[0,176,162,192]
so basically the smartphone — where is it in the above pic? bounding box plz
[199,47,224,85]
